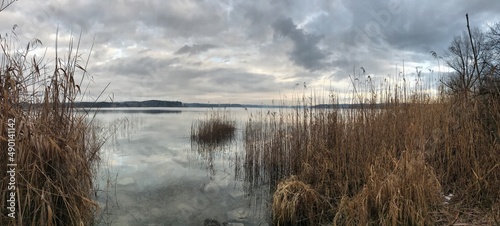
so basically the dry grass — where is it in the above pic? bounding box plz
[272,175,327,226]
[334,151,442,226]
[0,32,102,225]
[244,81,500,225]
[191,109,236,147]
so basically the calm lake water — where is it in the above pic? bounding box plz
[89,107,270,226]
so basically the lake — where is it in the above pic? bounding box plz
[88,107,271,226]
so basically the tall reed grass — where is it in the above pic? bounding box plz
[191,109,237,147]
[0,32,102,225]
[244,77,500,225]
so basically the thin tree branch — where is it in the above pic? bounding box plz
[466,14,482,86]
[0,0,17,12]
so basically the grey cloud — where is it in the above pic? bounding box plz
[133,1,228,38]
[229,1,287,41]
[123,66,294,103]
[148,67,291,95]
[336,0,500,53]
[316,0,500,80]
[30,0,229,46]
[272,17,329,71]
[204,69,291,93]
[95,56,180,78]
[90,51,294,101]
[174,44,217,55]
[3,0,500,104]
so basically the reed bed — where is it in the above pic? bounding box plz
[334,151,442,226]
[190,109,238,179]
[0,33,102,225]
[191,109,237,147]
[244,83,500,225]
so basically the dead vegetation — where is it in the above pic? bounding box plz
[243,82,500,225]
[0,31,102,225]
[191,109,237,147]
[272,176,327,226]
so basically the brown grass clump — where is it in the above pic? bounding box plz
[191,109,236,146]
[0,32,101,225]
[272,176,326,226]
[334,151,442,226]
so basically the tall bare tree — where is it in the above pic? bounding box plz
[444,27,493,96]
[479,22,500,97]
[487,22,500,75]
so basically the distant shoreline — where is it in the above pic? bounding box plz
[72,100,401,109]
[73,100,183,108]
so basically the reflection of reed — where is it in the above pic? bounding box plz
[190,109,239,179]
[191,109,281,221]
[95,115,143,153]
[190,141,235,179]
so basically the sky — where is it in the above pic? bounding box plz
[1,0,500,104]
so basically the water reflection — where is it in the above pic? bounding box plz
[92,108,269,226]
[191,141,234,180]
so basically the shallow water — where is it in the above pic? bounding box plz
[88,107,271,226]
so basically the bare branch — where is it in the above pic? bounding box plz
[466,14,482,86]
[0,0,17,12]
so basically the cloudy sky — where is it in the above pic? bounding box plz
[1,0,499,104]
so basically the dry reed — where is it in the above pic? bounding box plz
[334,151,442,226]
[0,31,101,225]
[272,175,326,226]
[191,109,236,147]
[243,74,500,225]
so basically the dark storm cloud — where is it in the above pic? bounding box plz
[337,0,500,52]
[272,17,329,71]
[174,44,217,55]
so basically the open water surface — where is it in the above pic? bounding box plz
[88,107,270,226]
